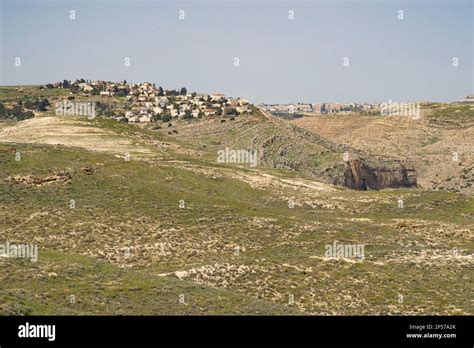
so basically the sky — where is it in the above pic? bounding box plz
[1,0,472,104]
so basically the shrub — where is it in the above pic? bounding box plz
[161,114,172,122]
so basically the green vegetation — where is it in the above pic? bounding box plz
[427,103,474,128]
[0,86,69,102]
[0,135,472,315]
[0,88,472,315]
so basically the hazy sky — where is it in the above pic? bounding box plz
[1,0,472,103]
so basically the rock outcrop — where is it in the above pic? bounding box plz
[5,169,74,186]
[344,158,417,190]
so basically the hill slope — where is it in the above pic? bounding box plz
[293,103,474,194]
[1,113,472,315]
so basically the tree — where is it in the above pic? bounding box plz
[37,99,50,112]
[16,111,34,121]
[180,87,187,95]
[104,109,115,117]
[95,101,108,114]
[63,80,70,88]
[0,102,7,117]
[70,84,80,93]
[116,89,128,97]
[224,107,238,116]
[23,98,37,109]
[160,113,172,122]
[11,105,23,117]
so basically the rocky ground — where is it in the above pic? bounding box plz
[292,103,474,194]
[0,104,472,315]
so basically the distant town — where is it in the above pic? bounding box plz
[260,95,474,117]
[261,102,383,115]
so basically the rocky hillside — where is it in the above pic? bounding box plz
[293,103,473,194]
[0,87,472,315]
[343,158,417,190]
[156,110,424,191]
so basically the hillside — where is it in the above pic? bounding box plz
[292,104,474,194]
[0,87,473,315]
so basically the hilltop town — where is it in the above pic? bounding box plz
[41,79,252,122]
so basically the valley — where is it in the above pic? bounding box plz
[0,86,472,315]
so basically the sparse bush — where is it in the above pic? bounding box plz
[37,98,50,112]
[224,107,238,116]
[16,110,34,121]
[161,114,172,122]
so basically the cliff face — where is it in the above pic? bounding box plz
[344,159,417,190]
